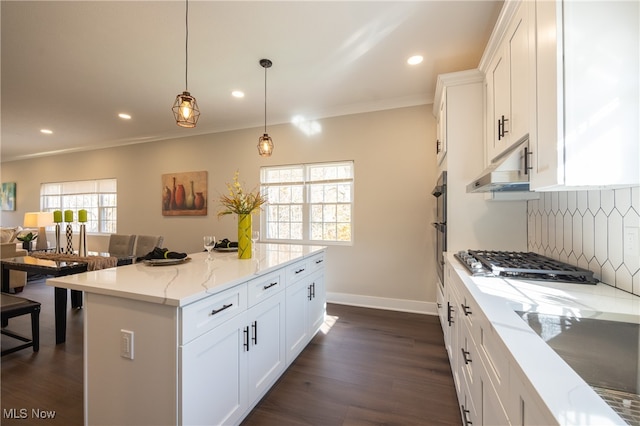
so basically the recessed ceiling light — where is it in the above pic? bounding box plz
[232,90,245,98]
[407,55,423,65]
[118,113,132,120]
[40,129,53,134]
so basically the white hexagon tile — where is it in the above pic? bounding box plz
[528,186,640,296]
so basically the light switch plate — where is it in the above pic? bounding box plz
[624,226,639,257]
[120,329,134,360]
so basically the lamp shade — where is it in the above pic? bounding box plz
[172,91,200,128]
[23,212,54,250]
[23,212,54,228]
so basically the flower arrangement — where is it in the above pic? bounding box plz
[217,171,267,218]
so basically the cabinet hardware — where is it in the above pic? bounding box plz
[311,282,315,299]
[461,348,472,364]
[498,115,509,140]
[447,302,455,326]
[436,139,442,154]
[251,321,257,345]
[307,285,313,301]
[210,303,233,316]
[295,268,305,274]
[524,146,533,175]
[243,326,249,351]
[461,405,473,426]
[315,259,324,264]
[461,303,472,316]
[437,303,442,309]
[263,282,278,290]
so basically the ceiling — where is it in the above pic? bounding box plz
[1,1,502,162]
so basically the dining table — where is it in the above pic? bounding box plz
[1,253,133,344]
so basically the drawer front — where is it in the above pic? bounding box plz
[247,270,282,307]
[181,284,247,344]
[285,259,309,286]
[308,252,325,274]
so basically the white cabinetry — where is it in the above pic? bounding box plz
[485,1,533,163]
[440,259,554,425]
[82,249,326,426]
[285,252,326,364]
[180,273,286,426]
[531,0,639,190]
[436,93,447,165]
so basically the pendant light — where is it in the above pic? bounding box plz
[172,0,200,128]
[257,58,274,157]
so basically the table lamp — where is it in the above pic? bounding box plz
[23,212,54,251]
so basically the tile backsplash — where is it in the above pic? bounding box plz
[527,186,640,296]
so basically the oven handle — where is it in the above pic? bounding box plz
[432,222,446,232]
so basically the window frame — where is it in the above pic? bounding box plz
[40,178,117,234]
[260,161,354,246]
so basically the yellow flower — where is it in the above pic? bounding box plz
[217,171,267,218]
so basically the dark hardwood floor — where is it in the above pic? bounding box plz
[2,278,460,426]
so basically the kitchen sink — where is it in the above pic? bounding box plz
[515,311,639,425]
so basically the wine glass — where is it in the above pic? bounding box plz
[203,236,216,260]
[251,231,260,251]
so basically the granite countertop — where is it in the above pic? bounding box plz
[446,252,640,425]
[47,244,326,307]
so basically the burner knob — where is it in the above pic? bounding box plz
[470,261,483,270]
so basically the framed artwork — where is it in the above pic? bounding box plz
[1,182,16,211]
[162,171,207,216]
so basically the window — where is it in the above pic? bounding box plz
[40,179,117,233]
[261,161,353,244]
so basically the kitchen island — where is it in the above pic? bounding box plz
[47,243,326,426]
[440,253,639,425]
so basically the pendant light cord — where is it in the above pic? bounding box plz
[264,66,268,133]
[184,0,189,91]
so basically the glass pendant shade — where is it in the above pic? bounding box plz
[258,133,273,157]
[172,91,200,128]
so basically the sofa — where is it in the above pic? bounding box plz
[1,227,28,292]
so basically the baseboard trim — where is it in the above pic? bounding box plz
[327,292,437,316]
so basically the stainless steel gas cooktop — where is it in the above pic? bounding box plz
[455,250,599,284]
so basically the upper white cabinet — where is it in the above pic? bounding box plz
[484,1,533,163]
[531,0,639,190]
[436,93,447,165]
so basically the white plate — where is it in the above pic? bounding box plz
[142,257,191,266]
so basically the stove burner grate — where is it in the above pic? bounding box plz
[460,250,598,284]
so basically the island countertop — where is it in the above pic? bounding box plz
[46,243,326,307]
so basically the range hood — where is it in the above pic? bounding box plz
[467,140,530,193]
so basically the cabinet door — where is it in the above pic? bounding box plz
[285,279,310,364]
[247,290,286,404]
[308,272,325,335]
[180,312,248,426]
[436,92,447,165]
[508,1,531,145]
[488,50,511,161]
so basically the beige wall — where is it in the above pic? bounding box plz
[0,105,439,311]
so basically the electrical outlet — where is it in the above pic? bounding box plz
[121,329,134,360]
[624,226,639,257]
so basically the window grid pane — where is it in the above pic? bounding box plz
[261,161,353,245]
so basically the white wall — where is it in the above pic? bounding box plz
[0,105,439,312]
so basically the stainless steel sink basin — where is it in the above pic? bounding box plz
[515,311,639,425]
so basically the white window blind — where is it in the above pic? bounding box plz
[40,179,117,233]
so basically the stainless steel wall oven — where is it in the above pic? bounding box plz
[432,171,447,286]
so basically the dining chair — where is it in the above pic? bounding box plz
[107,234,136,258]
[134,235,164,259]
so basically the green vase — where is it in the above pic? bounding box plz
[237,214,252,259]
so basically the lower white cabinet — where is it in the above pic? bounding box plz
[180,285,286,426]
[181,310,248,425]
[442,258,555,426]
[285,268,325,364]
